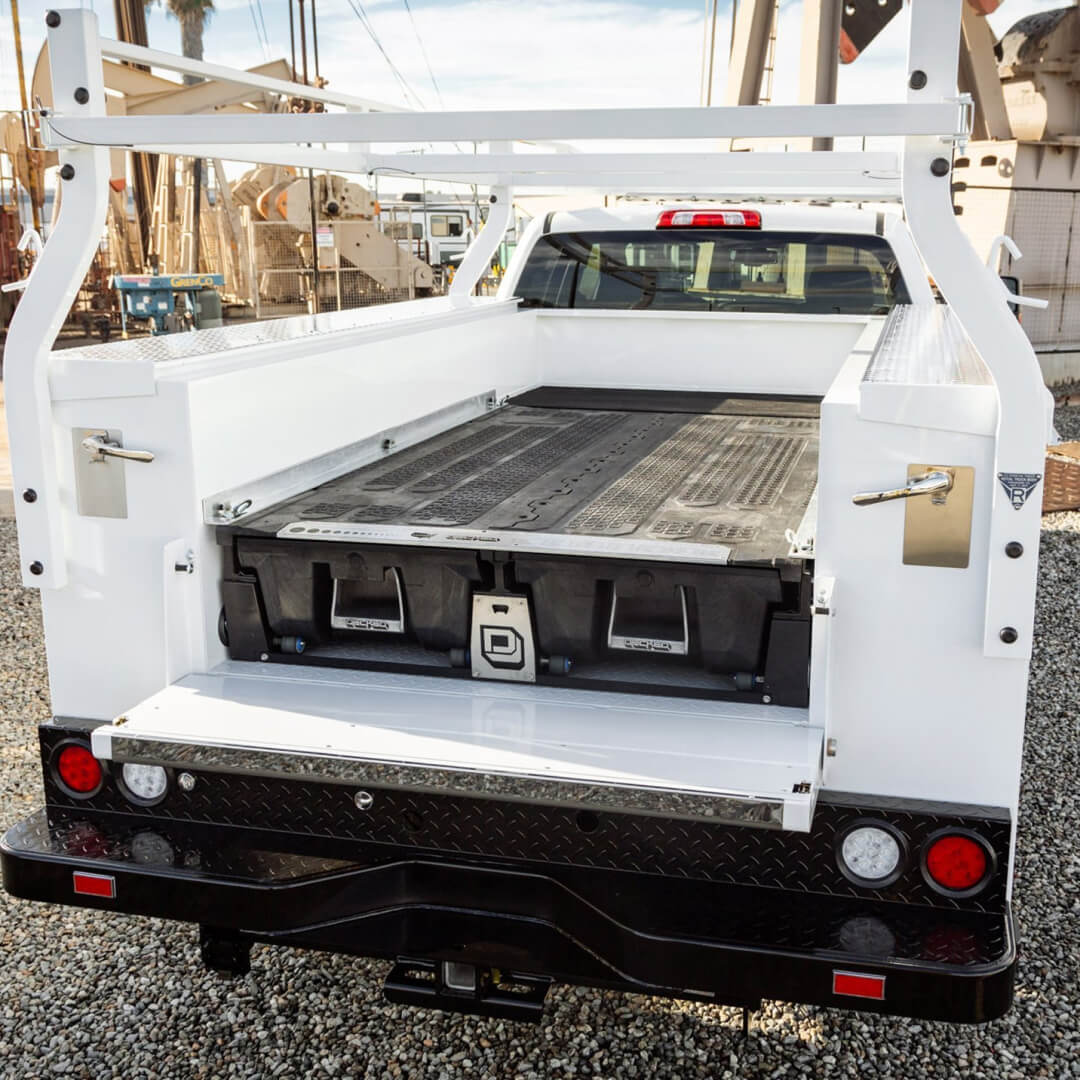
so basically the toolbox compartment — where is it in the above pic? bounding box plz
[225,540,808,702]
[217,393,812,704]
[219,390,818,705]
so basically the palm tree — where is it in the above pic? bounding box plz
[145,0,215,83]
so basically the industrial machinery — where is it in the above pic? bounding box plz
[233,166,435,315]
[951,5,1080,384]
[715,0,1080,382]
[113,272,225,335]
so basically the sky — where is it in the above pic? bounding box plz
[1,0,1071,117]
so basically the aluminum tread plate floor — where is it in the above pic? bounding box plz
[93,663,821,830]
[234,402,819,563]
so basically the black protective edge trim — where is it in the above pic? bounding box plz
[506,385,822,415]
[920,827,999,900]
[818,789,1011,823]
[1,825,1018,1023]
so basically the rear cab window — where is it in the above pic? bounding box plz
[515,230,910,314]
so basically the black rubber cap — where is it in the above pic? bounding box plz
[29,562,44,576]
[45,10,61,28]
[74,87,90,104]
[22,489,37,504]
[1005,541,1024,559]
[59,164,75,181]
[930,158,951,178]
[999,627,1019,644]
[909,70,928,90]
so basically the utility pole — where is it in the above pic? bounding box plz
[701,0,719,106]
[113,0,157,266]
[798,0,843,151]
[10,0,42,232]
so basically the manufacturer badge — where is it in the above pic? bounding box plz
[997,472,1042,510]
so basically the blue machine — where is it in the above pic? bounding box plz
[113,273,224,335]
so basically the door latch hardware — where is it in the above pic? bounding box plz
[81,432,155,464]
[852,469,952,507]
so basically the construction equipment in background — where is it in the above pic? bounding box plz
[951,4,1080,386]
[232,166,436,317]
[715,0,1080,385]
[114,272,225,334]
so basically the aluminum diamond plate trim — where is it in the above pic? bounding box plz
[863,305,992,386]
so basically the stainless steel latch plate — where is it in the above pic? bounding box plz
[73,427,128,519]
[903,464,975,569]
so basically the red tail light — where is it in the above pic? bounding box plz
[924,833,990,892]
[656,209,762,230]
[54,743,104,796]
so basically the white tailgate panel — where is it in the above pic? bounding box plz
[94,663,823,831]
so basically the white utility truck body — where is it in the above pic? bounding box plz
[1,2,1050,1024]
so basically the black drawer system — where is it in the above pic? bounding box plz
[218,390,818,705]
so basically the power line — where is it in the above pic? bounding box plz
[247,0,271,59]
[343,0,426,109]
[255,0,272,58]
[402,0,444,108]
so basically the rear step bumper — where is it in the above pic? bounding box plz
[2,809,1015,1023]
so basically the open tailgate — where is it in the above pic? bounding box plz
[93,663,824,831]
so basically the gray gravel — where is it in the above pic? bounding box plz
[1,412,1078,1079]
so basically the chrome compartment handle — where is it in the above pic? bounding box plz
[81,433,155,464]
[852,469,952,507]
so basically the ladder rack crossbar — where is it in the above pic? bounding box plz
[42,101,965,150]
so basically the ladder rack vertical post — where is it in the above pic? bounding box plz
[4,8,110,590]
[902,0,1047,660]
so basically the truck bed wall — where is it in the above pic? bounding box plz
[39,302,874,728]
[813,348,1025,819]
[531,310,870,397]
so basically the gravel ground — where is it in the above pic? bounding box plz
[0,413,1077,1079]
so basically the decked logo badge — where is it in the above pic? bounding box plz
[997,472,1042,510]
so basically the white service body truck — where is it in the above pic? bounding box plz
[1,2,1051,1025]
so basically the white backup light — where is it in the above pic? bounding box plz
[839,825,902,884]
[121,763,169,804]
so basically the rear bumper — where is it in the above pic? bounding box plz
[3,809,1016,1023]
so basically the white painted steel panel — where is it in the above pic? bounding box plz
[815,351,1029,815]
[533,310,875,397]
[93,663,822,830]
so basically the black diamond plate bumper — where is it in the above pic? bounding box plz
[2,809,1016,1023]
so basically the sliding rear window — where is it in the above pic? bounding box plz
[515,230,910,314]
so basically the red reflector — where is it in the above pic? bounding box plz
[925,834,988,891]
[55,744,103,794]
[832,971,886,1001]
[656,209,762,230]
[73,872,115,899]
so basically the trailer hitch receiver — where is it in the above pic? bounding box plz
[384,959,550,1023]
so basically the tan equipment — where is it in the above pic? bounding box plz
[950,6,1080,384]
[235,167,434,314]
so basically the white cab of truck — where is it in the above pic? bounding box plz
[2,1,1050,1027]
